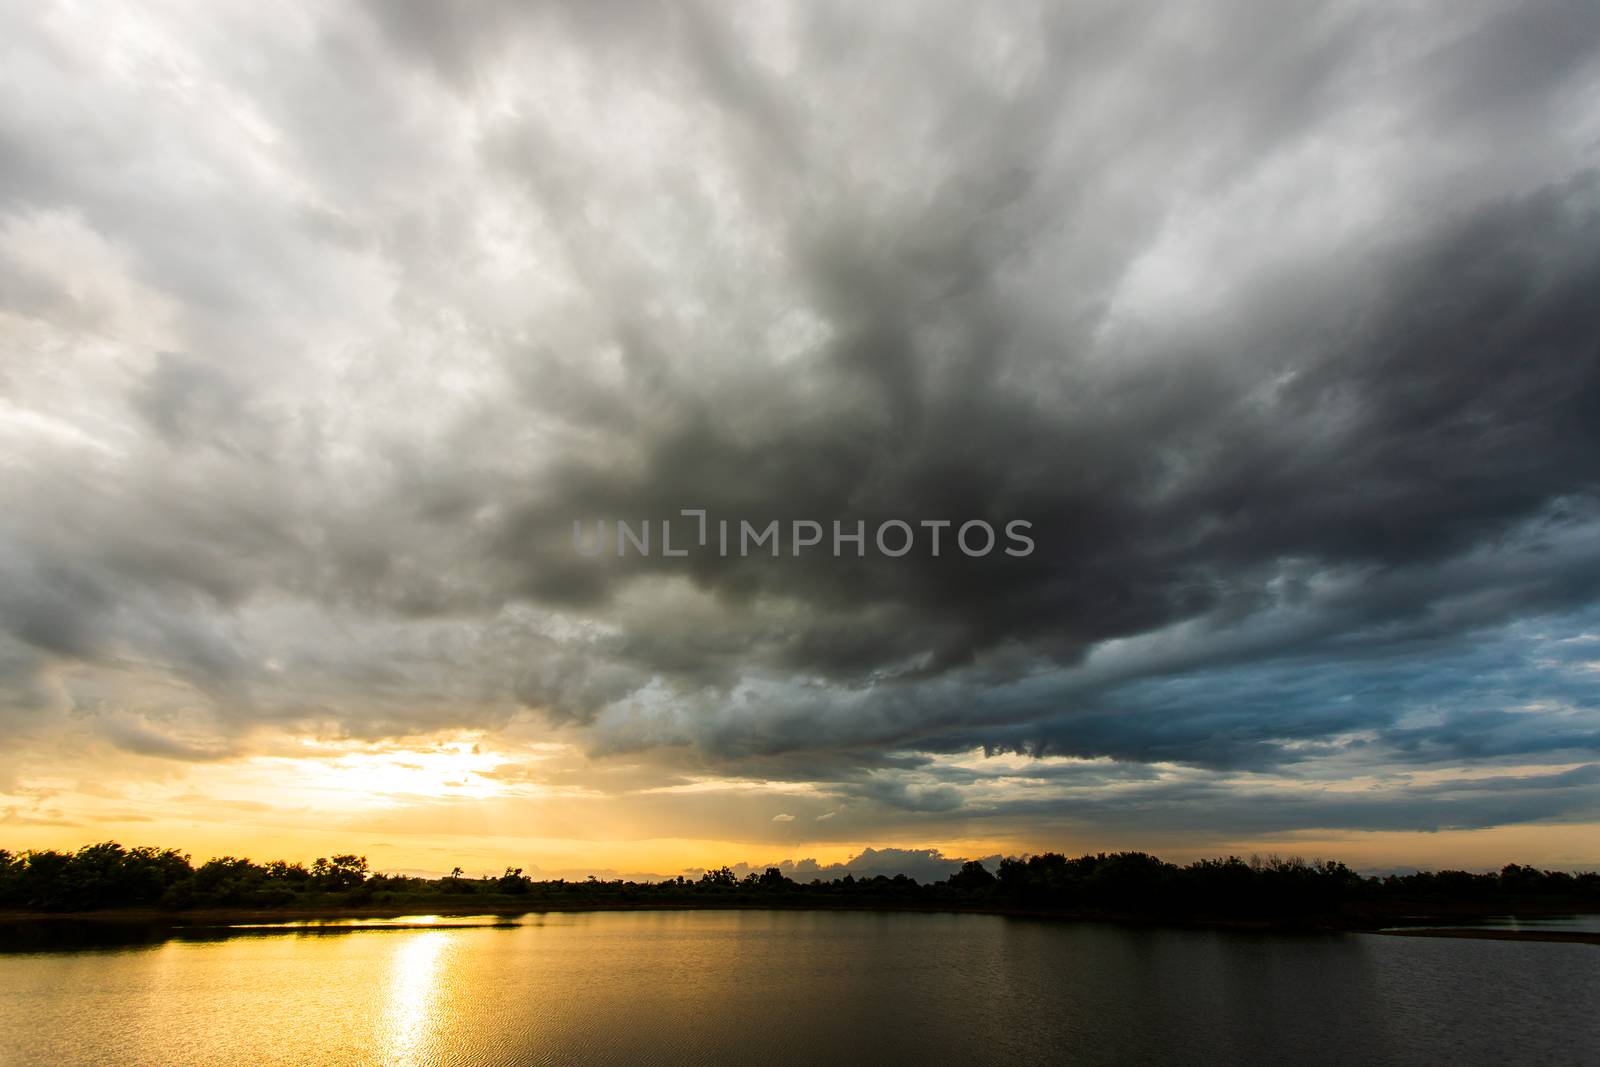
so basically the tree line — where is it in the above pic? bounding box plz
[2,842,1597,924]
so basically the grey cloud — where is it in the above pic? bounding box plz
[131,352,257,450]
[98,719,239,763]
[1032,764,1600,836]
[1,0,1598,841]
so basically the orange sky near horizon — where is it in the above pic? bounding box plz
[6,728,1597,879]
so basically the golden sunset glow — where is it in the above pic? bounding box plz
[6,717,1598,878]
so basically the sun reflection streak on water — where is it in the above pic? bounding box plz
[2,913,1600,1064]
[383,930,448,1064]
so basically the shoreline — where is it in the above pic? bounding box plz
[1371,927,1600,946]
[3,901,1596,945]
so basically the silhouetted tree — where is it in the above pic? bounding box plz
[498,867,531,895]
[948,860,996,891]
[310,854,368,891]
[699,866,737,888]
[4,840,1598,921]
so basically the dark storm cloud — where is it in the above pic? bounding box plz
[2,0,1599,838]
[493,166,1600,654]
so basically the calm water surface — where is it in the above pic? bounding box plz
[1,910,1595,1065]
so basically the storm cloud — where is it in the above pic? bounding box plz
[2,0,1599,852]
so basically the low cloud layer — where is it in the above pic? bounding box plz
[2,1,1599,856]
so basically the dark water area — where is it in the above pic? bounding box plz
[1,910,1595,1065]
[1455,914,1600,934]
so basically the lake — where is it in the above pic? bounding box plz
[1,910,1595,1065]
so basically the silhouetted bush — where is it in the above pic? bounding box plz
[3,842,1596,923]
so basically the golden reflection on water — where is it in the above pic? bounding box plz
[383,929,449,1064]
[2,911,1596,1065]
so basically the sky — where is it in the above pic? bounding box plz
[2,0,1599,879]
